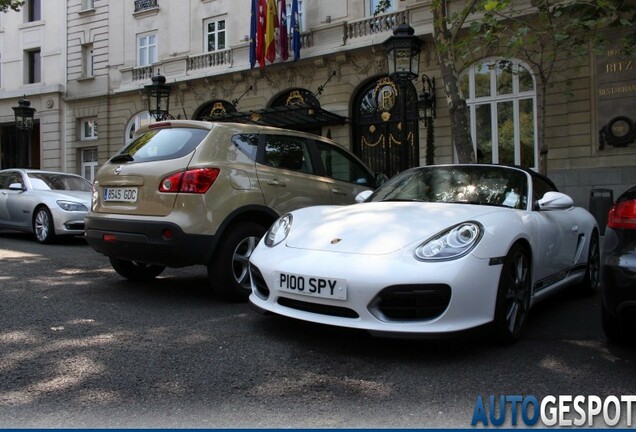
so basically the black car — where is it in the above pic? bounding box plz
[601,185,636,342]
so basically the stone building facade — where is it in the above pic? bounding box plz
[0,0,634,210]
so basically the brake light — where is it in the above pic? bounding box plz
[607,199,636,230]
[159,168,220,194]
[148,122,172,129]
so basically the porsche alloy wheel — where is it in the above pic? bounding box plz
[494,244,531,345]
[577,231,600,296]
[109,257,165,281]
[209,221,266,303]
[34,207,56,244]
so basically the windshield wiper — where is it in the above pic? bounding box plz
[380,198,425,202]
[110,154,134,163]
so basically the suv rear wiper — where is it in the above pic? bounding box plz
[110,154,134,163]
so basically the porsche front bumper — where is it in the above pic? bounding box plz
[248,244,502,336]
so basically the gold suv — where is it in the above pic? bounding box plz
[85,120,380,301]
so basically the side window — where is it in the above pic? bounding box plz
[8,172,25,188]
[262,135,313,174]
[532,176,556,202]
[314,141,372,186]
[0,172,10,189]
[233,134,259,161]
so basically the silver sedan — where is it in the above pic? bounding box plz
[0,169,92,243]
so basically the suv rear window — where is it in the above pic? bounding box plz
[113,127,209,163]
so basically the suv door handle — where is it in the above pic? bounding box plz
[267,179,286,187]
[331,188,347,195]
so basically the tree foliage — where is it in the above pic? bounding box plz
[375,0,634,172]
[0,0,23,12]
[474,0,635,173]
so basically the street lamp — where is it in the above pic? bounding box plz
[12,95,36,168]
[418,74,437,166]
[383,21,421,172]
[144,72,172,121]
[13,96,36,130]
[417,74,436,127]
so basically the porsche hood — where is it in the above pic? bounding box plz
[285,202,507,255]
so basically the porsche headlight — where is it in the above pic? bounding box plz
[56,200,88,212]
[414,222,482,261]
[264,213,293,247]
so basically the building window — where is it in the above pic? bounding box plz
[204,17,226,52]
[285,0,304,32]
[81,147,99,183]
[81,119,98,140]
[82,44,94,77]
[26,49,41,84]
[82,0,95,11]
[137,33,157,67]
[369,0,394,15]
[126,112,153,145]
[27,0,41,22]
[461,58,538,169]
[134,0,158,13]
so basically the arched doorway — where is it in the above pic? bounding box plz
[352,76,419,178]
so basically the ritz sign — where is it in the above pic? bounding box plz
[595,30,636,149]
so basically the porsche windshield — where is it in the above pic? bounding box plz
[369,166,529,209]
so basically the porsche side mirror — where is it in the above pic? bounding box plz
[355,190,373,203]
[538,191,574,210]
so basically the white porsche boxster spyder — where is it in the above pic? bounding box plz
[248,164,600,344]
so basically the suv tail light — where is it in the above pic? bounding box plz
[159,168,220,194]
[608,199,636,230]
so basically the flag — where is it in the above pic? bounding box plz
[265,0,279,63]
[279,0,289,61]
[256,0,267,68]
[249,0,257,68]
[290,0,301,61]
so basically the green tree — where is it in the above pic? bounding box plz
[430,0,486,164]
[477,0,635,174]
[0,0,23,12]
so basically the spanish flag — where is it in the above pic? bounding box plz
[265,0,278,63]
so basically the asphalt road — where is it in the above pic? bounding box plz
[0,231,634,428]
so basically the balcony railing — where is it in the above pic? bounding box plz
[187,49,233,72]
[132,65,153,81]
[134,0,158,13]
[345,10,407,41]
[128,10,410,83]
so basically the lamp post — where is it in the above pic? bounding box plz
[383,21,421,172]
[144,72,172,121]
[12,96,36,168]
[418,74,436,165]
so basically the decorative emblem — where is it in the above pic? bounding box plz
[330,238,342,244]
[114,166,122,175]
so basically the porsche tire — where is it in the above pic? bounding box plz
[493,244,532,345]
[576,230,600,296]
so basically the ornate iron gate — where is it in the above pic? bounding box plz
[353,76,419,178]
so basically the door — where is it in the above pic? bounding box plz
[311,139,374,205]
[0,171,28,229]
[353,76,420,178]
[532,177,579,289]
[255,134,332,214]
